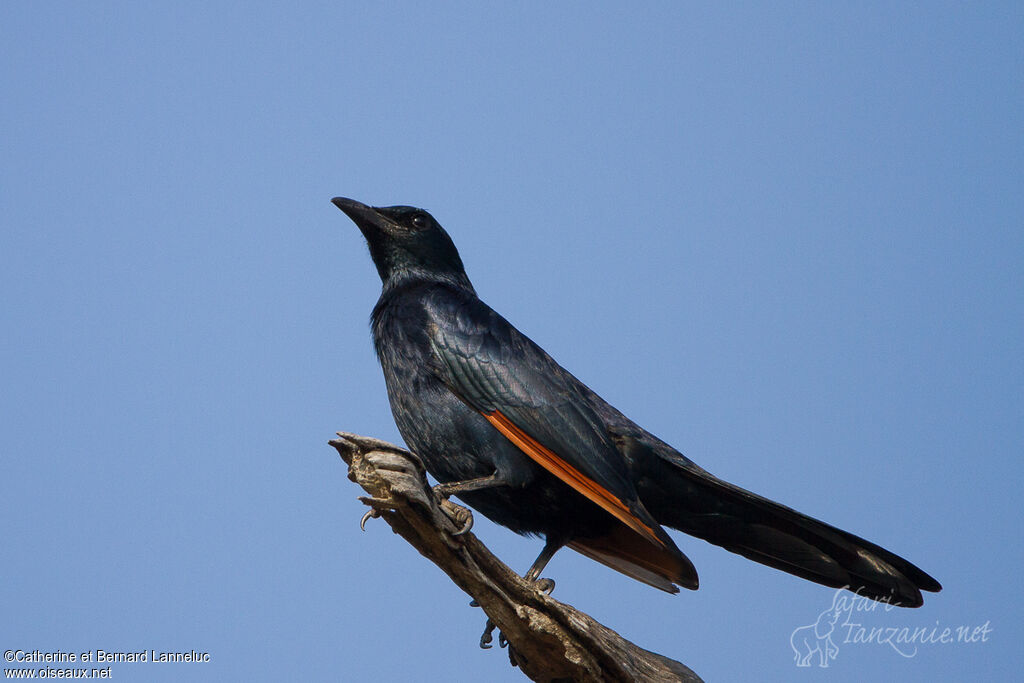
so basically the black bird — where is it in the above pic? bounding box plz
[334,197,941,607]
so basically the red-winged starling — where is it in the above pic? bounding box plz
[334,197,941,607]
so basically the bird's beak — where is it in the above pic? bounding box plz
[332,197,397,245]
[332,196,379,224]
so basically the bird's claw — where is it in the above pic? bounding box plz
[449,506,474,535]
[356,496,394,530]
[470,599,516,664]
[534,577,555,595]
[479,618,496,649]
[359,508,381,531]
[432,489,473,537]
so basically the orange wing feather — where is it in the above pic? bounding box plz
[483,409,665,548]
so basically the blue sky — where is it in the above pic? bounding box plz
[2,3,1020,681]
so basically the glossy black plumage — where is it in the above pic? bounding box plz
[334,197,941,606]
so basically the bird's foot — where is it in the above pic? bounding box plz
[476,618,518,665]
[478,617,497,649]
[443,500,474,536]
[432,485,474,536]
[533,577,555,595]
[468,599,498,650]
[356,496,395,530]
[432,482,455,500]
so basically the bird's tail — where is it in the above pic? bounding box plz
[630,440,941,606]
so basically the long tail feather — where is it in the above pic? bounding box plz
[631,441,941,606]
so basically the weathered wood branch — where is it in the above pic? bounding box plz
[330,431,703,683]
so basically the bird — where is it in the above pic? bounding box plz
[333,196,941,607]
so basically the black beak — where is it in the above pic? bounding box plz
[332,196,377,222]
[332,196,394,240]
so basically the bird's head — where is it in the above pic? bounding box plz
[332,197,472,291]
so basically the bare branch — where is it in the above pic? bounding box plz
[330,432,703,683]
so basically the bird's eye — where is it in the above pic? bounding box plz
[410,213,428,229]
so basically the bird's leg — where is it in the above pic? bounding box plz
[524,537,561,594]
[437,476,559,648]
[433,472,507,497]
[432,472,509,537]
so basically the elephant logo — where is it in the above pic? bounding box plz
[790,596,843,667]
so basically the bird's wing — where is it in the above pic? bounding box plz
[425,294,673,551]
